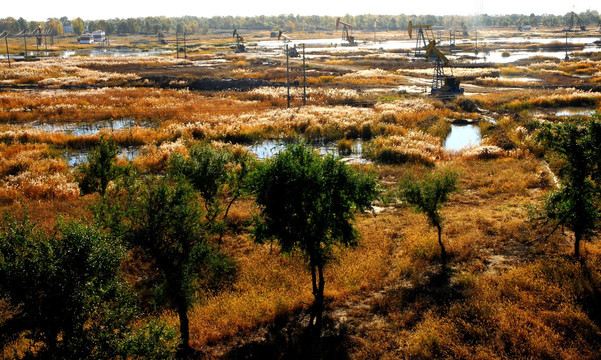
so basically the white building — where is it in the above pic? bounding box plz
[92,30,106,43]
[79,33,94,44]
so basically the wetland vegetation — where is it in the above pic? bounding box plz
[1,14,601,359]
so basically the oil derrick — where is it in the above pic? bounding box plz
[336,18,356,46]
[408,21,435,56]
[233,29,246,53]
[278,31,299,57]
[426,41,463,97]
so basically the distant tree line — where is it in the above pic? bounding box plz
[1,10,600,36]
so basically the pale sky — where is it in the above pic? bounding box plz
[2,0,598,21]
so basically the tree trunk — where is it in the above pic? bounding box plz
[310,261,318,327]
[437,223,447,266]
[315,264,325,328]
[176,293,191,359]
[574,230,581,260]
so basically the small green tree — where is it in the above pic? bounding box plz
[398,170,458,266]
[537,119,600,259]
[169,143,255,242]
[72,17,85,35]
[0,213,128,358]
[113,178,235,357]
[77,135,120,196]
[252,144,379,328]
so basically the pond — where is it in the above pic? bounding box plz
[246,139,369,163]
[554,108,597,117]
[533,107,597,117]
[444,124,482,152]
[28,118,155,136]
[0,47,174,60]
[64,146,140,167]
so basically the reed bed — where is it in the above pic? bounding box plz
[0,59,140,87]
[397,67,500,80]
[2,89,453,147]
[0,87,267,124]
[471,88,601,111]
[337,68,404,85]
[242,86,360,105]
[0,143,78,201]
[364,131,446,166]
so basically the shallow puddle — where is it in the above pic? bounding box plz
[246,139,369,163]
[29,118,155,136]
[554,108,596,117]
[533,107,597,117]
[444,124,481,152]
[64,146,140,167]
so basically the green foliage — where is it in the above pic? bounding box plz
[120,319,179,360]
[169,144,231,210]
[77,135,120,196]
[252,143,379,326]
[72,17,84,35]
[106,176,235,355]
[537,118,601,258]
[399,170,458,229]
[169,143,255,239]
[253,143,378,258]
[0,212,130,358]
[399,170,458,264]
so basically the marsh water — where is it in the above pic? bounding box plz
[246,139,368,163]
[444,124,482,152]
[28,118,156,136]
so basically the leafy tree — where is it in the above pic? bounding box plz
[169,144,255,242]
[398,170,458,266]
[109,177,235,357]
[45,18,63,36]
[72,17,84,35]
[0,213,128,358]
[252,143,379,328]
[537,119,600,259]
[76,135,120,196]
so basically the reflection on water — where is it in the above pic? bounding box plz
[533,107,597,117]
[246,139,369,163]
[28,118,155,136]
[444,124,481,152]
[64,146,140,167]
[554,108,596,117]
[0,47,174,60]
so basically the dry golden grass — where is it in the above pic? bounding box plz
[472,88,601,112]
[0,57,147,87]
[364,131,447,166]
[0,143,78,201]
[345,156,601,359]
[1,88,458,149]
[2,49,601,358]
[182,199,397,348]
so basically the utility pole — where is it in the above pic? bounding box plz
[303,44,306,106]
[184,32,187,59]
[474,29,478,55]
[565,30,569,61]
[176,32,179,59]
[23,34,28,60]
[286,44,290,108]
[3,35,10,68]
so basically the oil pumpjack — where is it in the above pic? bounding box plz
[426,41,463,97]
[336,18,357,46]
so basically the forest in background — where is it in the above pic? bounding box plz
[1,10,601,36]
